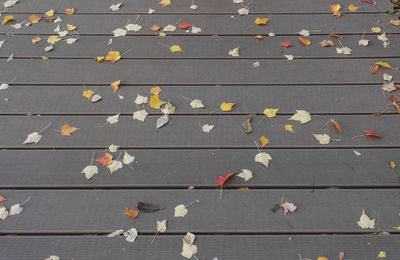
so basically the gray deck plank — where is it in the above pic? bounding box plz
[2,0,392,14]
[0,149,398,188]
[1,115,399,148]
[1,35,399,59]
[1,14,398,35]
[0,85,397,115]
[0,189,398,233]
[1,59,398,85]
[0,235,399,260]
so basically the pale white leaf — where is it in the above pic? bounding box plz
[156,114,169,129]
[123,228,138,242]
[113,28,127,37]
[237,169,253,181]
[118,94,124,100]
[237,8,249,15]
[251,61,260,68]
[109,2,122,11]
[378,33,388,42]
[284,55,294,60]
[134,94,148,105]
[23,132,42,144]
[108,144,120,153]
[66,38,78,44]
[4,0,19,8]
[181,239,197,259]
[383,73,392,81]
[107,160,123,174]
[382,80,396,92]
[125,24,142,32]
[44,45,53,53]
[358,39,369,46]
[9,203,23,216]
[0,83,9,90]
[353,150,361,156]
[190,99,205,109]
[336,47,352,55]
[183,232,196,245]
[0,207,8,221]
[107,229,124,238]
[107,113,120,124]
[122,151,135,164]
[148,8,155,14]
[191,26,201,33]
[91,94,102,103]
[255,152,272,168]
[53,16,63,23]
[174,204,188,217]
[268,32,275,36]
[7,53,14,62]
[233,0,243,3]
[202,124,214,133]
[0,40,5,48]
[81,165,98,180]
[289,110,312,124]
[357,210,375,229]
[312,134,331,144]
[57,30,68,37]
[160,102,176,115]
[133,110,148,122]
[190,4,197,9]
[163,24,176,32]
[10,22,22,29]
[229,46,240,57]
[156,219,167,232]
[298,29,310,36]
[45,256,60,260]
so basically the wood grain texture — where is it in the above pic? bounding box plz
[2,0,392,13]
[0,235,398,260]
[0,115,398,148]
[1,59,399,85]
[0,189,398,233]
[0,149,398,188]
[2,35,400,59]
[2,14,398,35]
[0,85,396,115]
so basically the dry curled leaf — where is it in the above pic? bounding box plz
[298,37,311,46]
[61,123,79,136]
[64,8,75,15]
[254,17,270,25]
[96,153,113,166]
[243,117,253,134]
[259,136,270,147]
[220,102,235,111]
[125,207,139,220]
[110,80,121,93]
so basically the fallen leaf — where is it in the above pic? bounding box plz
[125,24,142,32]
[220,102,235,111]
[390,19,400,26]
[4,0,19,8]
[157,219,167,232]
[357,209,375,229]
[371,27,381,33]
[161,101,176,115]
[330,4,341,12]
[243,117,253,134]
[281,41,291,48]
[298,29,310,36]
[82,165,98,180]
[289,110,311,124]
[320,39,335,47]
[163,24,176,32]
[0,195,9,202]
[202,124,214,133]
[382,81,396,92]
[184,232,196,245]
[123,228,138,242]
[9,203,23,216]
[96,153,113,166]
[217,172,235,186]
[31,36,41,43]
[179,22,193,29]
[137,202,161,213]
[317,257,328,260]
[255,152,272,168]
[150,95,167,109]
[170,44,183,52]
[254,17,270,25]
[110,80,121,93]
[237,169,253,181]
[0,207,8,220]
[359,39,369,46]
[190,99,205,109]
[264,108,279,118]
[174,204,188,217]
[312,133,331,144]
[229,47,240,57]
[280,201,297,215]
[125,207,139,219]
[105,51,121,62]
[47,35,61,44]
[298,37,311,46]
[107,113,120,124]
[284,124,294,132]
[348,4,359,12]
[107,160,123,174]
[156,114,169,129]
[364,130,381,138]
[66,38,78,44]
[60,123,79,136]
[109,2,122,11]
[2,15,15,25]
[107,229,124,238]
[23,132,42,144]
[259,136,270,147]
[91,94,102,103]
[150,86,162,95]
[377,251,386,258]
[336,47,352,55]
[181,239,198,259]
[122,151,135,164]
[372,61,393,75]
[108,144,120,153]
[133,110,149,121]
[45,256,59,260]
[113,28,127,37]
[330,119,341,133]
[29,14,42,24]
[390,161,396,169]
[150,25,161,31]
[64,8,75,15]
[66,24,76,31]
[159,0,171,7]
[237,8,249,15]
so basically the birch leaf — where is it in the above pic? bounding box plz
[107,114,120,124]
[263,108,279,118]
[108,144,120,153]
[156,115,169,129]
[107,229,124,238]
[134,94,148,105]
[122,151,135,164]
[96,153,113,166]
[61,123,79,136]
[190,99,205,109]
[312,134,331,144]
[229,47,240,57]
[243,117,253,134]
[237,169,253,181]
[174,204,188,217]
[181,239,197,259]
[336,47,352,55]
[254,17,270,25]
[9,203,23,216]
[170,45,183,52]
[163,24,176,32]
[107,160,123,174]
[159,0,171,7]
[377,251,386,258]
[123,228,138,243]
[125,24,142,32]
[237,8,249,15]
[284,124,294,132]
[82,165,98,180]
[4,0,19,8]
[220,102,235,111]
[66,38,78,44]
[298,29,310,36]
[281,201,297,215]
[359,39,369,46]
[289,110,311,124]
[91,94,102,103]
[255,152,272,168]
[23,132,42,144]
[45,256,60,260]
[0,83,8,90]
[259,136,270,147]
[109,2,122,11]
[113,28,127,37]
[0,207,8,220]
[150,95,166,109]
[133,110,148,122]
[125,207,139,219]
[160,101,176,115]
[157,220,167,232]
[357,210,375,229]
[202,124,214,133]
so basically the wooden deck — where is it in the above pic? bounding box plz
[1,0,400,259]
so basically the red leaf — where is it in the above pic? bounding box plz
[216,172,236,186]
[0,195,9,202]
[361,0,372,3]
[364,130,381,138]
[96,153,113,166]
[179,22,193,29]
[281,41,291,48]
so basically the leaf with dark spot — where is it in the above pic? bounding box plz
[137,202,162,213]
[243,117,253,134]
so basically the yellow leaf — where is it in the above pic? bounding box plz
[2,15,15,25]
[317,257,328,260]
[105,51,121,62]
[64,8,75,15]
[330,4,341,12]
[94,56,105,62]
[83,90,94,99]
[390,161,396,169]
[263,108,279,118]
[259,136,270,147]
[220,102,235,112]
[47,35,62,44]
[29,14,42,24]
[45,10,55,17]
[254,17,270,25]
[149,95,166,109]
[110,80,121,93]
[159,0,171,7]
[390,19,400,26]
[41,56,49,60]
[66,24,77,31]
[150,86,162,95]
[61,123,79,136]
[170,44,183,52]
[348,4,359,12]
[371,27,381,33]
[255,35,264,40]
[32,36,42,43]
[298,37,311,46]
[394,226,400,230]
[238,187,249,190]
[377,251,386,258]
[375,61,393,69]
[284,124,294,132]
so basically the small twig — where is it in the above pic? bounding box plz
[173,18,182,26]
[150,230,159,244]
[116,151,123,161]
[20,196,32,206]
[38,123,51,134]
[158,42,171,48]
[120,49,135,56]
[185,200,200,208]
[253,140,261,153]
[180,94,193,101]
[90,152,96,166]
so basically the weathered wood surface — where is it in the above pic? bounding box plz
[2,14,398,35]
[2,0,393,14]
[1,115,398,148]
[1,235,398,260]
[0,85,396,115]
[1,35,400,59]
[1,59,398,85]
[0,149,398,188]
[0,190,398,233]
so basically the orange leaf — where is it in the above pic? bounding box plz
[254,17,270,25]
[178,22,193,29]
[330,119,341,133]
[371,64,379,74]
[61,123,79,136]
[364,130,381,138]
[330,4,341,12]
[348,4,359,12]
[29,14,42,24]
[111,80,121,93]
[32,36,42,43]
[329,33,343,40]
[0,195,9,202]
[96,153,113,166]
[298,37,311,46]
[105,51,121,62]
[216,172,236,186]
[259,136,270,147]
[125,207,139,219]
[393,102,400,114]
[150,25,161,31]
[83,89,94,99]
[150,86,162,95]
[64,8,75,15]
